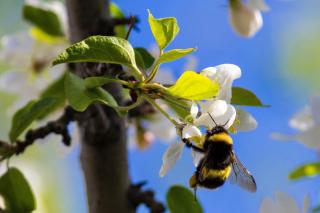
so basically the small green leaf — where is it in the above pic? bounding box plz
[53,36,138,69]
[134,48,155,69]
[39,74,66,118]
[23,4,64,37]
[231,87,266,107]
[167,185,203,213]
[168,71,219,100]
[84,76,120,89]
[159,48,195,64]
[313,204,320,212]
[65,72,118,112]
[110,3,127,38]
[289,162,320,180]
[0,167,36,213]
[148,10,179,50]
[162,98,190,119]
[9,97,58,142]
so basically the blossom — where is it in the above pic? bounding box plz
[0,1,68,111]
[159,64,258,176]
[271,96,320,149]
[260,192,310,213]
[198,64,257,131]
[228,0,269,37]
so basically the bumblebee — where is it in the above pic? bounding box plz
[183,114,257,193]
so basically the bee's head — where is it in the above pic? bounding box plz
[206,126,227,136]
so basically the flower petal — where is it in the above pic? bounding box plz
[234,108,257,132]
[215,64,242,81]
[248,0,270,12]
[200,67,217,80]
[215,64,241,102]
[289,106,313,131]
[303,194,310,213]
[274,192,300,213]
[190,103,199,120]
[229,0,263,38]
[182,125,202,139]
[148,113,177,143]
[199,99,228,115]
[260,197,279,213]
[195,101,236,129]
[191,150,204,167]
[271,125,320,149]
[159,142,185,177]
[310,96,320,125]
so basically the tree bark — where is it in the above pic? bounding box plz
[66,0,133,212]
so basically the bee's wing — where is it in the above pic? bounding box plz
[229,152,257,192]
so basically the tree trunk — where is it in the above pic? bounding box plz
[66,0,133,212]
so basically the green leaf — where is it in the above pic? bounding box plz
[231,87,266,107]
[110,3,127,38]
[134,48,155,69]
[148,10,179,50]
[0,168,36,213]
[53,36,138,69]
[39,74,66,118]
[289,162,320,180]
[23,4,64,37]
[162,98,190,119]
[313,204,320,213]
[168,71,219,100]
[65,72,118,112]
[9,97,58,142]
[159,48,195,64]
[167,185,202,213]
[84,76,120,89]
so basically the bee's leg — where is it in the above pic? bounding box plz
[194,186,198,202]
[189,173,198,201]
[182,138,205,153]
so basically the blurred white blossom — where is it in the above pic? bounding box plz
[260,192,310,213]
[228,0,269,37]
[271,97,320,149]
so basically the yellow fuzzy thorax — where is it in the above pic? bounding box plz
[202,166,232,180]
[208,132,233,145]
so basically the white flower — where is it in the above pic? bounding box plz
[159,64,258,176]
[228,0,269,37]
[271,96,320,149]
[159,124,201,177]
[194,100,237,129]
[260,192,310,213]
[0,6,67,110]
[201,64,241,103]
[199,65,257,131]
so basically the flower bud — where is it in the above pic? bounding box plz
[229,0,263,37]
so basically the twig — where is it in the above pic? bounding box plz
[0,107,76,160]
[128,182,166,213]
[15,107,76,154]
[125,16,137,40]
[111,16,139,27]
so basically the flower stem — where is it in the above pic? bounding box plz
[143,94,179,127]
[118,96,143,112]
[145,50,163,83]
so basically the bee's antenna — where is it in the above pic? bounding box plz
[208,113,218,126]
[194,186,198,202]
[222,118,230,128]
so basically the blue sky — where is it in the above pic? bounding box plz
[1,0,320,212]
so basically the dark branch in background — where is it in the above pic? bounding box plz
[16,107,75,154]
[111,16,139,28]
[128,182,166,213]
[0,107,75,160]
